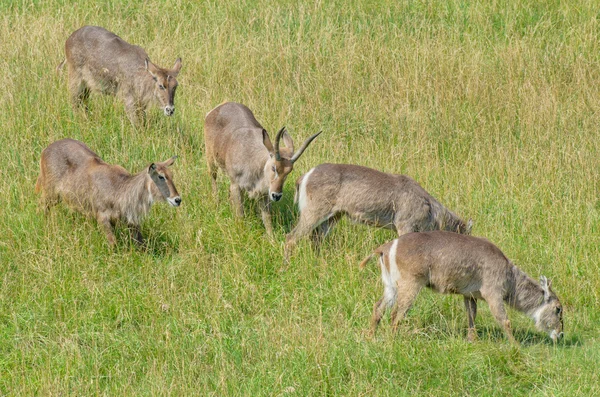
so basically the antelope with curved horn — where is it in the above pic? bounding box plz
[204,102,321,235]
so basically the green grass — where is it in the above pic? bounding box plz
[1,0,599,395]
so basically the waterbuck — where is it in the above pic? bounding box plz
[35,139,181,246]
[204,102,321,235]
[59,25,182,124]
[285,163,472,259]
[360,231,564,343]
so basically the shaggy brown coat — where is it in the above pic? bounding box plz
[36,139,181,245]
[60,25,182,124]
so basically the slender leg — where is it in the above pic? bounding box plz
[68,75,90,112]
[486,297,517,344]
[284,211,331,263]
[40,196,58,214]
[130,224,145,246]
[97,213,116,246]
[390,279,422,333]
[369,297,389,337]
[259,195,273,237]
[229,183,244,218]
[124,98,141,126]
[38,186,59,214]
[310,213,342,251]
[464,296,478,342]
[207,159,218,197]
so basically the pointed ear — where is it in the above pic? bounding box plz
[145,58,159,79]
[262,129,274,153]
[540,276,552,302]
[466,219,474,234]
[162,155,177,167]
[171,58,182,76]
[281,130,294,152]
[148,163,157,173]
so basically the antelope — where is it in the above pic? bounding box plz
[59,25,182,125]
[285,163,472,260]
[360,231,564,343]
[204,102,321,235]
[35,139,181,246]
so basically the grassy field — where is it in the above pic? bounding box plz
[1,0,599,395]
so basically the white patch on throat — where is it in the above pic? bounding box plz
[298,167,315,213]
[530,305,544,324]
[147,181,155,205]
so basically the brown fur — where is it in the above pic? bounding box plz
[36,139,181,245]
[285,163,472,260]
[204,102,321,235]
[62,25,182,124]
[361,231,564,343]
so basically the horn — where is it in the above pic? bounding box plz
[290,131,322,163]
[273,127,286,161]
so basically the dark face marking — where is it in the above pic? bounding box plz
[149,161,180,206]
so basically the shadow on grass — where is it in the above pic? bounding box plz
[372,318,583,348]
[471,327,543,345]
[112,224,179,258]
[467,326,582,348]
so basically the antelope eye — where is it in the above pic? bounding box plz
[556,307,562,315]
[159,84,166,90]
[158,175,166,181]
[271,166,276,172]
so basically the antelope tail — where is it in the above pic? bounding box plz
[35,175,42,194]
[359,253,376,269]
[56,59,66,74]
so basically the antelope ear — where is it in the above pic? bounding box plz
[171,58,182,76]
[281,130,294,152]
[262,129,274,153]
[540,276,552,302]
[145,58,159,79]
[466,219,474,234]
[149,163,157,173]
[162,155,177,167]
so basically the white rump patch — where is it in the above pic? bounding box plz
[297,167,315,213]
[381,239,400,308]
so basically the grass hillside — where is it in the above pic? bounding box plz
[1,0,599,395]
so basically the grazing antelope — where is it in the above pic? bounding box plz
[35,139,181,246]
[59,25,182,124]
[360,231,564,343]
[204,102,321,235]
[285,163,472,260]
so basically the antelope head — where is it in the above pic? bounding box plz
[262,127,321,202]
[148,156,181,206]
[534,276,564,342]
[145,58,182,116]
